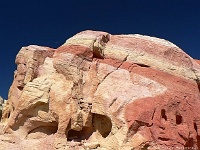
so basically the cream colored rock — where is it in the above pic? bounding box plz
[103,34,197,81]
[1,45,55,126]
[63,30,110,58]
[4,75,54,138]
[83,142,100,149]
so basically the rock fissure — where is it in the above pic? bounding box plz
[197,82,200,93]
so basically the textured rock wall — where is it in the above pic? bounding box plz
[0,30,200,150]
[0,96,4,120]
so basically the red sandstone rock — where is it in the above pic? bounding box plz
[195,59,200,65]
[0,30,200,150]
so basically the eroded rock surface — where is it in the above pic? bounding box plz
[0,96,4,120]
[0,30,200,150]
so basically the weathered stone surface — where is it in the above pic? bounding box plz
[0,30,200,150]
[0,96,4,120]
[1,45,55,123]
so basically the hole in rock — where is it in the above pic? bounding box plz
[158,137,170,141]
[67,127,95,142]
[176,114,182,125]
[198,83,200,93]
[68,130,82,142]
[67,114,112,141]
[93,114,112,138]
[161,109,167,121]
[136,63,150,68]
[12,104,51,131]
[27,125,58,139]
[18,86,24,91]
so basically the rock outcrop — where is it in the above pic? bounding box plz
[0,30,200,150]
[0,96,4,120]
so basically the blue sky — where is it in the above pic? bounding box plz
[0,0,200,99]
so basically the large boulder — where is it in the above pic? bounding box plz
[0,30,200,150]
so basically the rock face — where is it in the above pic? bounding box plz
[0,30,200,150]
[0,96,4,120]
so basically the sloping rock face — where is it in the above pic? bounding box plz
[0,30,200,150]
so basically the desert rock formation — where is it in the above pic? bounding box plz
[0,96,5,120]
[0,30,200,150]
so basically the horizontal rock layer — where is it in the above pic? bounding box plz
[0,30,200,150]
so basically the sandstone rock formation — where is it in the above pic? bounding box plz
[0,96,4,120]
[0,30,200,150]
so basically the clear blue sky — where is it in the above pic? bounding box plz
[0,0,200,99]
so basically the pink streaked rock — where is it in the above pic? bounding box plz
[0,30,200,150]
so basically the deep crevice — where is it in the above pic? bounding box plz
[7,112,10,118]
[176,114,182,125]
[67,114,112,141]
[151,108,156,120]
[0,107,2,120]
[198,82,200,93]
[158,137,170,141]
[135,63,150,68]
[109,98,117,107]
[93,47,104,59]
[67,126,95,142]
[93,114,112,138]
[178,132,188,141]
[161,109,167,121]
[194,123,198,132]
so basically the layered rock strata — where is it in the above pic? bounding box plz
[0,30,200,150]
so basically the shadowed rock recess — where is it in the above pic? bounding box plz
[0,30,200,150]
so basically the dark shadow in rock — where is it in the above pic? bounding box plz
[67,126,95,142]
[67,114,112,142]
[184,138,194,149]
[93,114,112,138]
[194,122,200,149]
[11,103,50,132]
[161,109,167,121]
[176,114,182,125]
[27,124,58,139]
